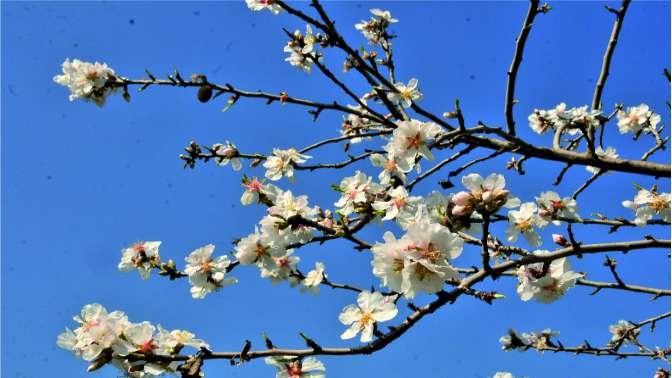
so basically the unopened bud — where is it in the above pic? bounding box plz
[552,234,569,247]
[279,92,289,103]
[443,111,458,119]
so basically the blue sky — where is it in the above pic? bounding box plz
[2,1,670,378]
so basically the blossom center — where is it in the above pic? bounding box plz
[405,133,422,150]
[245,179,263,192]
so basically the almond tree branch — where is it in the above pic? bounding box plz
[592,0,631,110]
[505,0,544,135]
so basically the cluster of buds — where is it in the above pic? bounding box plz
[283,25,326,73]
[451,173,519,217]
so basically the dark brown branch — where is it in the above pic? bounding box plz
[505,0,544,135]
[591,0,631,110]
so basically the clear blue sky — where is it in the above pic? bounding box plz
[2,1,670,377]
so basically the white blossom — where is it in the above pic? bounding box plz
[451,173,520,216]
[300,262,325,294]
[586,146,618,174]
[245,0,282,14]
[339,291,398,342]
[609,320,640,345]
[528,103,600,135]
[57,304,129,362]
[535,191,579,225]
[334,171,383,216]
[388,78,422,108]
[355,9,398,45]
[385,119,443,171]
[505,202,545,246]
[212,141,242,171]
[235,228,286,268]
[265,356,326,378]
[283,27,323,73]
[260,250,300,284]
[53,59,117,106]
[154,324,209,355]
[264,148,311,181]
[492,372,515,378]
[369,153,409,184]
[617,104,661,134]
[371,231,408,293]
[517,256,583,303]
[118,241,161,280]
[240,177,281,206]
[400,222,462,297]
[185,244,237,299]
[622,188,671,226]
[372,186,423,222]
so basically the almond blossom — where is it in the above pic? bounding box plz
[263,148,311,181]
[371,231,408,293]
[385,119,443,171]
[517,256,583,303]
[265,356,326,378]
[300,261,325,294]
[235,228,286,268]
[355,9,398,45]
[334,171,383,216]
[505,202,546,246]
[622,188,671,226]
[118,241,162,280]
[245,0,282,14]
[185,244,237,299]
[372,186,422,222]
[53,58,117,106]
[608,320,641,346]
[492,373,515,378]
[388,78,422,108]
[112,321,168,376]
[400,222,463,297]
[58,304,129,362]
[425,191,482,234]
[212,141,242,171]
[369,153,409,184]
[260,250,300,284]
[240,177,281,206]
[283,27,323,73]
[617,104,661,134]
[339,291,398,342]
[451,173,520,216]
[535,191,579,225]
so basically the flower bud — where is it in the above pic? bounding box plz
[443,111,458,119]
[552,233,569,247]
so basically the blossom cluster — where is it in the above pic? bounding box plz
[236,184,327,288]
[284,25,325,73]
[499,328,559,352]
[118,241,237,299]
[53,59,117,106]
[527,103,601,135]
[371,222,463,298]
[57,304,208,377]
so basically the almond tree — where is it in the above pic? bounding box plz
[53,1,670,377]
